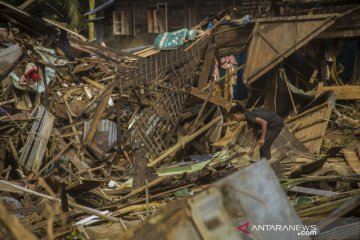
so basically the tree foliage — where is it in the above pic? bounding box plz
[3,0,84,32]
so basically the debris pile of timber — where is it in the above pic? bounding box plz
[0,1,359,240]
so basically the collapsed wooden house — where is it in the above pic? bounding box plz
[0,0,359,239]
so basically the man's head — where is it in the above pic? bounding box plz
[230,105,246,122]
[212,17,219,25]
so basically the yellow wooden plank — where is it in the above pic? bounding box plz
[317,84,360,100]
[190,87,232,111]
[343,148,360,174]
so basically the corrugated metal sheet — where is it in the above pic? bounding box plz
[84,119,117,148]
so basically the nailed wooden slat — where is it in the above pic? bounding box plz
[19,106,45,168]
[244,14,339,85]
[286,94,335,154]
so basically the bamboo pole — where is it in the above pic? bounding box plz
[88,0,95,40]
[280,68,298,115]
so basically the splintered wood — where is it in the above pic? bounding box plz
[0,2,360,240]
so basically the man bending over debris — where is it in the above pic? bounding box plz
[230,105,284,160]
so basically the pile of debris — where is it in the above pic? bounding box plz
[0,1,359,240]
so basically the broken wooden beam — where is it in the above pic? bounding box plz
[343,148,360,174]
[197,43,216,89]
[317,83,360,100]
[57,135,89,172]
[148,116,221,167]
[342,148,360,187]
[190,87,232,111]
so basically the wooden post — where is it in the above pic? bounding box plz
[198,43,216,89]
[133,155,154,189]
[88,0,95,40]
[280,68,298,115]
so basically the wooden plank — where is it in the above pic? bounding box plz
[108,177,167,208]
[190,87,232,111]
[289,186,338,197]
[30,110,55,173]
[25,109,48,171]
[317,29,360,38]
[343,148,360,185]
[244,14,338,85]
[53,128,89,171]
[9,140,19,162]
[254,13,340,22]
[148,116,221,167]
[81,76,105,90]
[61,141,88,171]
[286,94,335,154]
[43,18,88,41]
[317,83,360,100]
[147,10,154,33]
[18,0,36,10]
[19,106,44,166]
[197,43,216,89]
[214,24,252,48]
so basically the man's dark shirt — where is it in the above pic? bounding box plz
[245,109,284,133]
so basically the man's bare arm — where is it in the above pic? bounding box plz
[251,129,258,147]
[255,117,267,145]
[248,129,258,155]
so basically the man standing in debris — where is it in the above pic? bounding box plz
[230,105,284,160]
